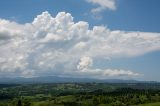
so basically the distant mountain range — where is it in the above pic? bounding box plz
[0,76,158,84]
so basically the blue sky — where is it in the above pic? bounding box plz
[0,0,160,81]
[0,0,160,32]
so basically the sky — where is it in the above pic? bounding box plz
[0,0,160,81]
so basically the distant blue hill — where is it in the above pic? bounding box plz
[0,76,158,84]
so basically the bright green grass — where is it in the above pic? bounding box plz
[137,102,160,106]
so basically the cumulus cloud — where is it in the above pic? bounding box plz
[77,56,93,70]
[0,11,160,78]
[76,56,141,78]
[86,0,116,13]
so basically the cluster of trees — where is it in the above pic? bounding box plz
[0,99,32,106]
[0,83,160,106]
[0,88,160,106]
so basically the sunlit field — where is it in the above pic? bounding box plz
[0,83,160,106]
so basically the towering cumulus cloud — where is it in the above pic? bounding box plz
[0,11,160,78]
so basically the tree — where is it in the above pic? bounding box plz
[18,100,22,106]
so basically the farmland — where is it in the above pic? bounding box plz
[0,83,160,106]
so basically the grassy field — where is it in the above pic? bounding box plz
[32,102,160,106]
[0,83,160,106]
[137,102,160,106]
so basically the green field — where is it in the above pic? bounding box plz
[137,102,160,106]
[0,83,160,106]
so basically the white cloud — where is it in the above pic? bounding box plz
[86,0,116,13]
[77,56,93,70]
[0,11,160,78]
[76,56,141,78]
